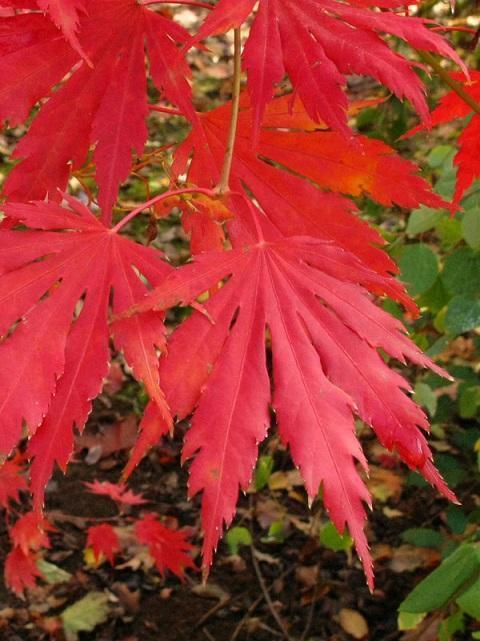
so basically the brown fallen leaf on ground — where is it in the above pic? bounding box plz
[338,608,369,639]
[389,545,440,573]
[367,466,405,502]
[75,415,138,464]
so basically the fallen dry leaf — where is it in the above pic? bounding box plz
[389,545,440,573]
[338,608,369,639]
[367,467,404,502]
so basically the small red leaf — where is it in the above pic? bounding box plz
[134,513,195,579]
[4,547,42,596]
[84,480,148,506]
[86,523,120,565]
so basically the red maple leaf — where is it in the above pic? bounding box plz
[0,196,171,508]
[134,513,195,579]
[188,0,464,136]
[407,70,480,211]
[84,480,148,506]
[179,94,448,211]
[4,546,42,596]
[0,458,28,509]
[174,94,446,301]
[127,203,454,588]
[0,0,87,57]
[0,0,195,219]
[86,523,120,564]
[10,511,54,555]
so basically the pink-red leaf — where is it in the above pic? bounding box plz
[4,547,42,596]
[407,71,480,211]
[0,458,28,509]
[0,0,195,220]
[86,523,120,564]
[190,0,464,134]
[130,205,453,587]
[10,512,54,555]
[84,480,148,506]
[134,513,195,579]
[0,197,171,508]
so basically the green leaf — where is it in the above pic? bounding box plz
[401,528,443,549]
[426,336,450,358]
[442,248,480,297]
[418,278,449,314]
[36,559,72,585]
[382,299,404,321]
[445,296,480,336]
[459,386,480,419]
[398,611,426,631]
[255,455,274,491]
[437,218,463,249]
[61,592,110,641]
[456,578,480,619]
[462,208,480,250]
[435,168,457,199]
[263,521,287,544]
[407,207,443,236]
[225,526,252,555]
[319,521,353,552]
[435,453,467,488]
[446,506,468,535]
[438,611,465,641]
[399,545,480,614]
[399,245,438,296]
[427,145,455,169]
[413,383,437,417]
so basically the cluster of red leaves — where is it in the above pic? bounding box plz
[0,457,55,596]
[0,0,469,590]
[0,462,194,595]
[84,482,194,577]
[408,71,480,211]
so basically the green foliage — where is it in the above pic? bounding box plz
[61,592,110,641]
[226,526,252,555]
[393,141,480,639]
[319,521,353,553]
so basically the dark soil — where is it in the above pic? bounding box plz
[0,420,471,641]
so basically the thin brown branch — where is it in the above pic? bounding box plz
[217,28,242,195]
[250,545,295,641]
